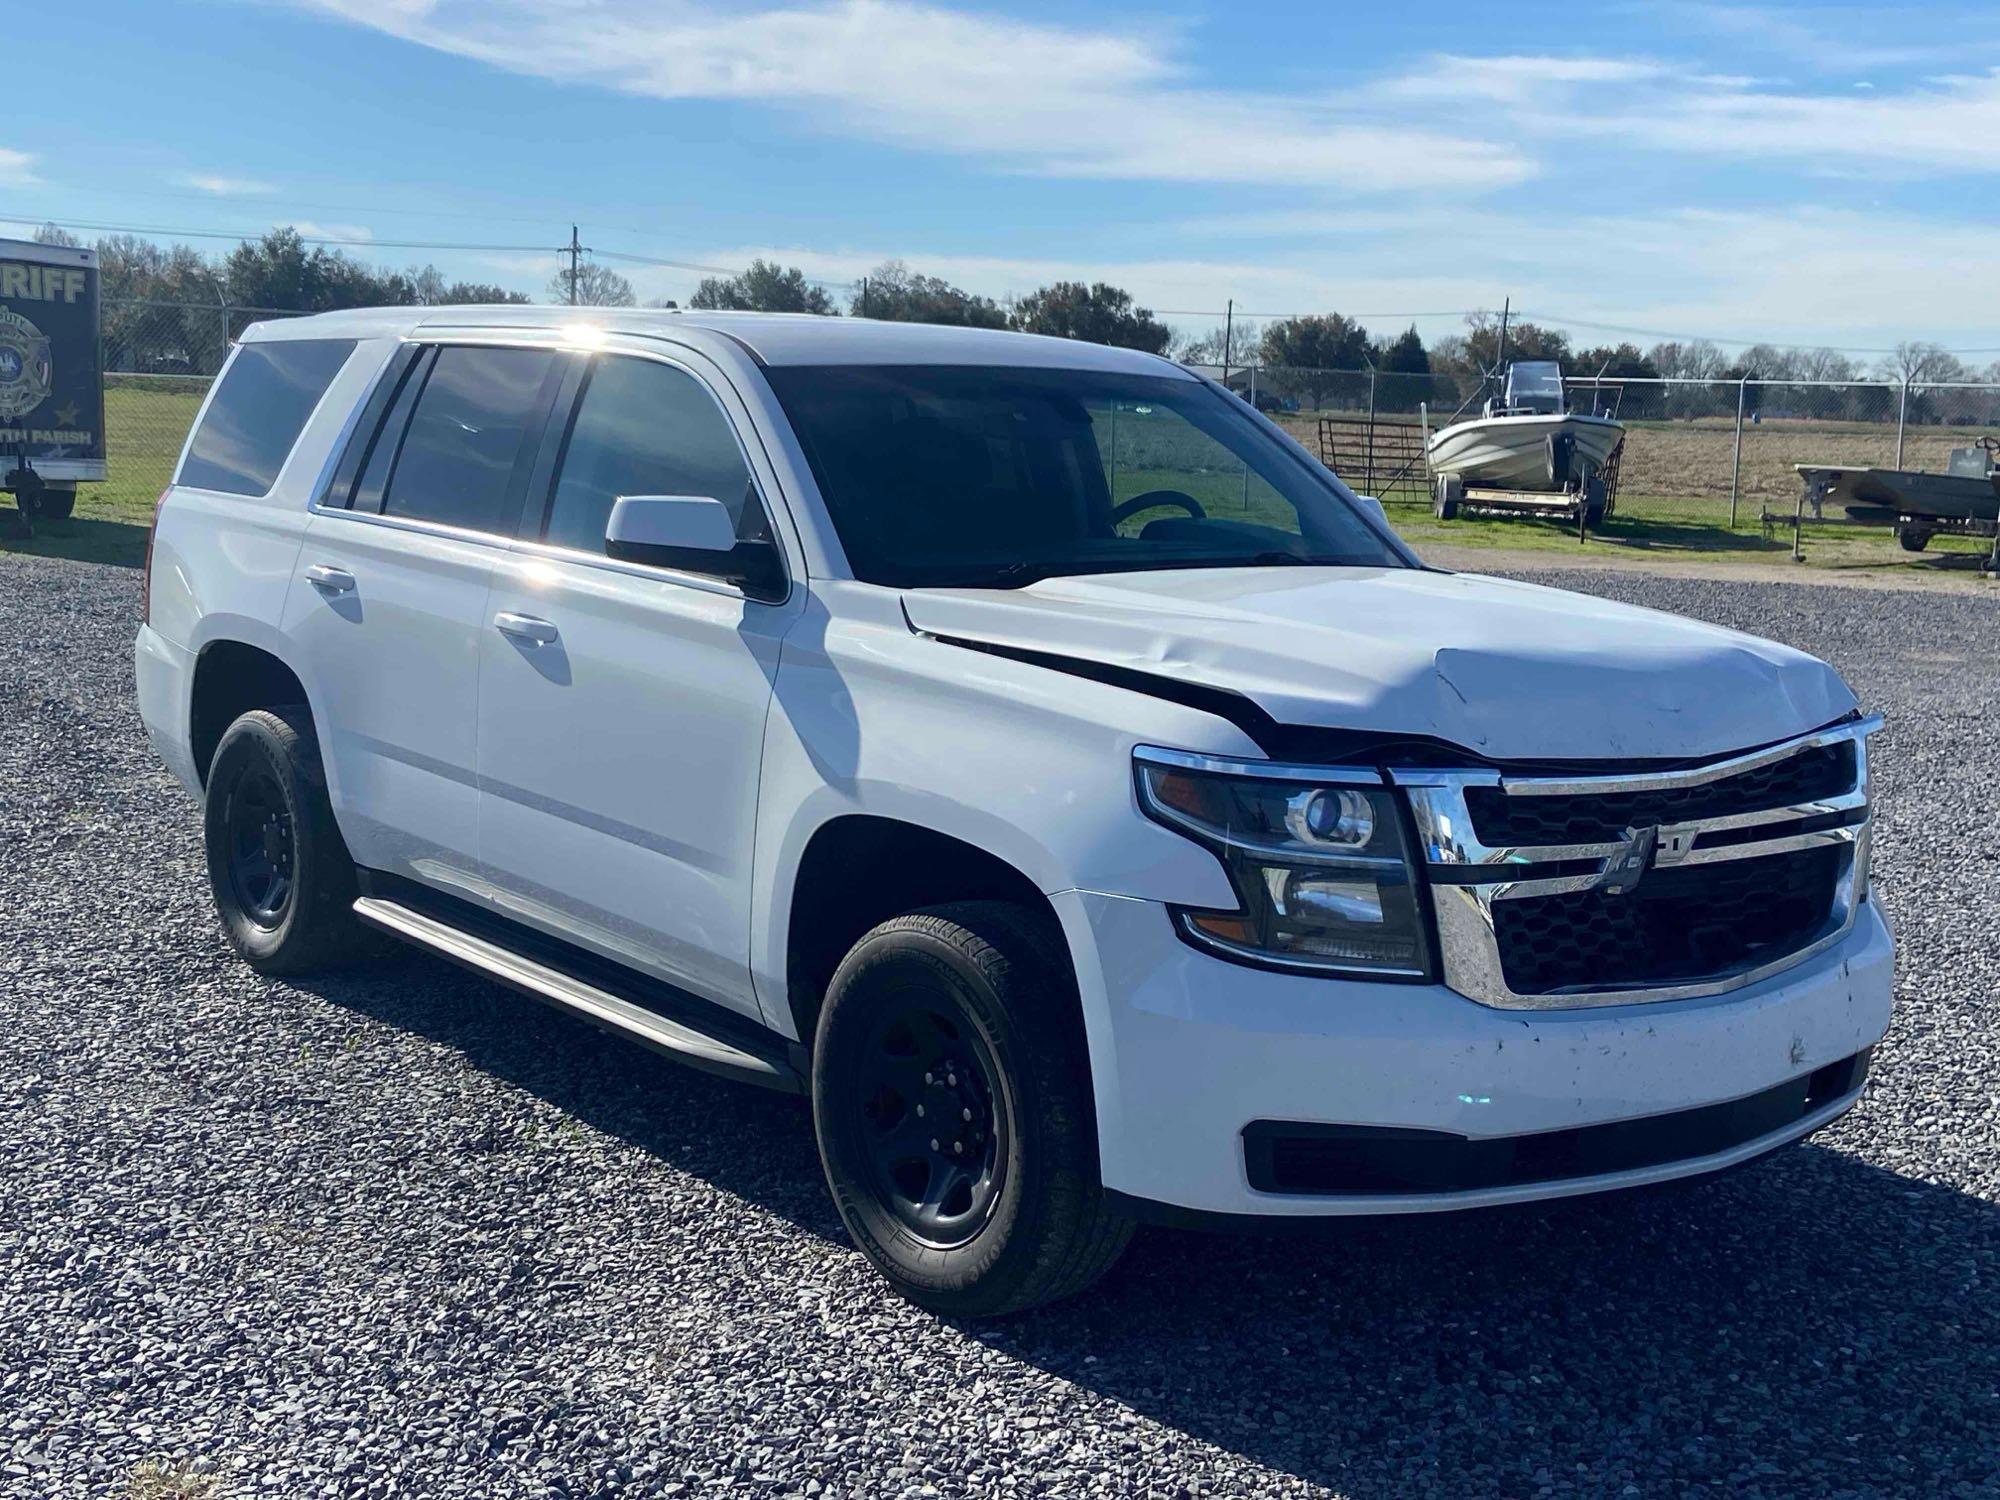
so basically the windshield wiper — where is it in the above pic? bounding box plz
[979,560,1054,588]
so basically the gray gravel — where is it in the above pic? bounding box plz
[1,549,1995,1499]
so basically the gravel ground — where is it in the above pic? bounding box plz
[2,551,1995,1499]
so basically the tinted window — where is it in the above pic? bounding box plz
[382,345,557,534]
[179,338,356,496]
[346,347,431,515]
[765,364,1402,588]
[543,356,763,554]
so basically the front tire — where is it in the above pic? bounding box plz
[203,706,364,975]
[812,903,1132,1316]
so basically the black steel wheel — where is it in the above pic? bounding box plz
[813,903,1132,1316]
[854,992,1009,1247]
[203,705,366,974]
[222,761,296,928]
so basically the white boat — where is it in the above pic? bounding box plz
[1426,362,1624,490]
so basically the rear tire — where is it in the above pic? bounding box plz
[1897,528,1933,552]
[203,706,365,975]
[812,902,1132,1316]
[37,487,77,521]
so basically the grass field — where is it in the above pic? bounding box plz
[1,379,203,567]
[5,383,1993,578]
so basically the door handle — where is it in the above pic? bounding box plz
[494,611,560,646]
[304,563,356,594]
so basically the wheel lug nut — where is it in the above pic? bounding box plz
[924,1072,934,1085]
[930,1139,940,1151]
[953,1142,963,1154]
[961,1108,972,1122]
[947,1074,957,1087]
[915,1105,925,1117]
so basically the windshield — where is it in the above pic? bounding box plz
[763,364,1407,588]
[1505,361,1564,412]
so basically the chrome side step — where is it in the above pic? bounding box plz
[352,896,798,1091]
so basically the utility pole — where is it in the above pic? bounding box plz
[1221,299,1234,384]
[859,277,869,319]
[561,224,588,306]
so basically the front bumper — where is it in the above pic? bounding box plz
[1054,889,1894,1218]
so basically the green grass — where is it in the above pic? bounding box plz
[1,379,201,567]
[1383,489,1997,573]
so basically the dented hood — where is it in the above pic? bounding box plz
[902,567,1857,762]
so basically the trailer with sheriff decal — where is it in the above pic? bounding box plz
[1,236,105,535]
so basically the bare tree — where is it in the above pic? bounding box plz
[1171,323,1257,366]
[546,261,636,307]
[1792,347,1856,384]
[1878,340,1966,389]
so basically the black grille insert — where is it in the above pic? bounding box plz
[1466,741,1855,848]
[1244,1049,1870,1196]
[1491,845,1841,996]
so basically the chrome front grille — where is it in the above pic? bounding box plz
[1393,717,1880,1010]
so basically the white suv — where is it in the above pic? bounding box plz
[136,308,1892,1314]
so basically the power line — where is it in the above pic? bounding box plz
[14,211,2000,357]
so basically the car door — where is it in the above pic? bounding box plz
[283,340,566,889]
[476,346,803,1018]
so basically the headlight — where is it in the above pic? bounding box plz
[1136,750,1432,979]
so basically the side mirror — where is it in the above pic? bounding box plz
[1355,495,1388,527]
[605,495,785,601]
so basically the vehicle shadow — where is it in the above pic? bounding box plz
[289,949,847,1243]
[295,951,1997,1495]
[975,1152,1999,1495]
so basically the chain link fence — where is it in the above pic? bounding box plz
[1189,362,2000,538]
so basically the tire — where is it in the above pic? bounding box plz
[812,902,1133,1316]
[1432,473,1462,520]
[1897,528,1932,553]
[36,487,76,521]
[1545,430,1576,489]
[203,706,365,975]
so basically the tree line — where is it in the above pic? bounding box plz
[29,222,1993,401]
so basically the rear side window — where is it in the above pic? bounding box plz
[380,345,558,534]
[541,356,764,554]
[179,339,356,496]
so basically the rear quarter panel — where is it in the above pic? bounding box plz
[149,337,396,658]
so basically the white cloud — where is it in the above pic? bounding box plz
[1379,51,2000,176]
[177,172,276,196]
[289,220,375,242]
[300,0,1534,192]
[0,147,38,186]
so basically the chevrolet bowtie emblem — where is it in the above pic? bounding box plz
[1599,824,1657,896]
[1600,824,1697,895]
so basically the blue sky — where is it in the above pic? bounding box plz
[7,0,2000,354]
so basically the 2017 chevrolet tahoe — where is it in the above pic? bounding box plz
[136,308,1892,1314]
